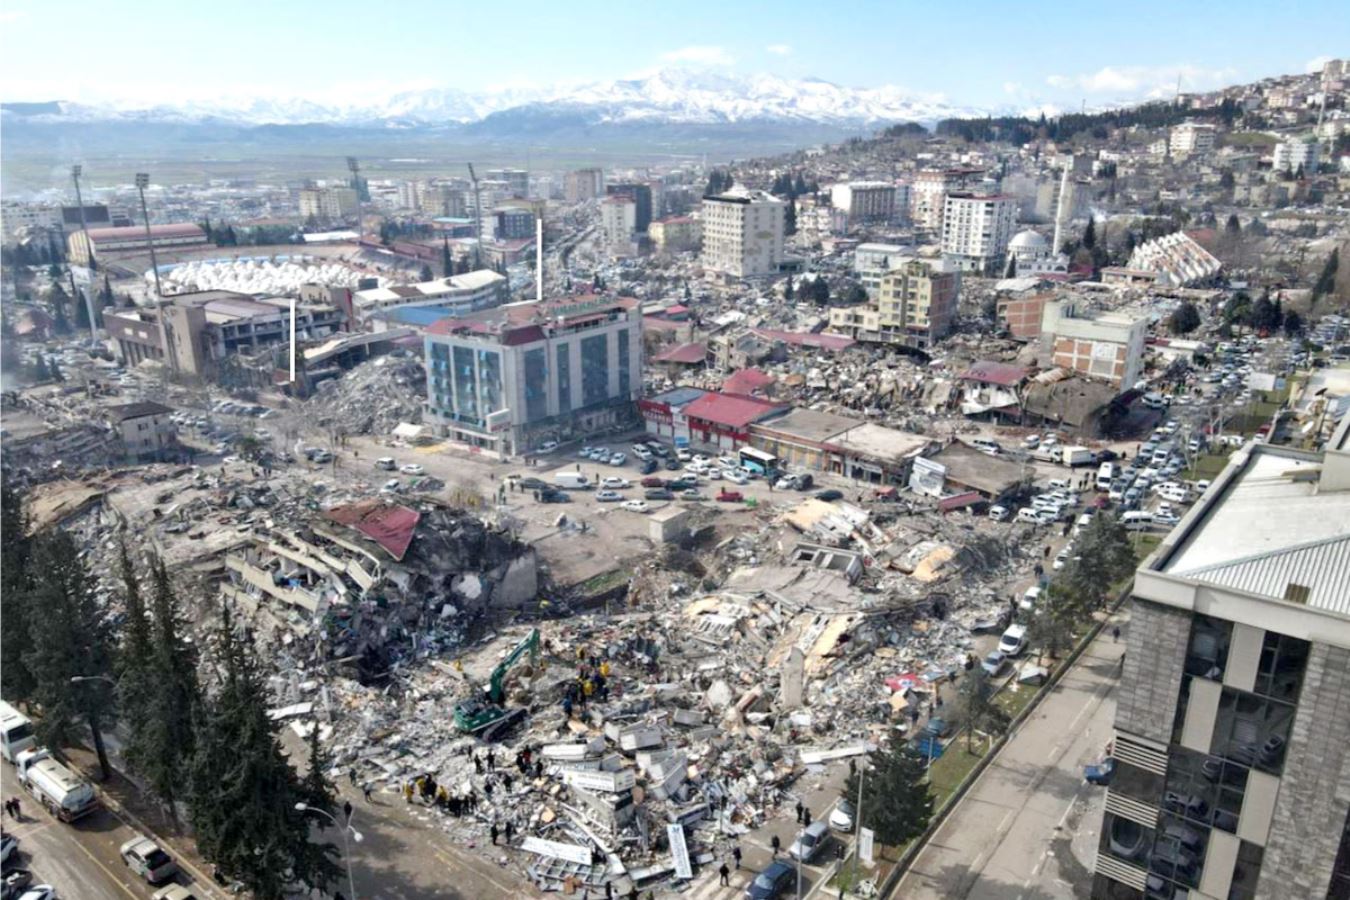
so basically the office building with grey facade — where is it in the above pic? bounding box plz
[423,294,642,455]
[1092,419,1350,900]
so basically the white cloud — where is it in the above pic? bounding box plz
[1002,81,1026,96]
[1305,55,1333,73]
[765,44,792,56]
[1045,64,1239,99]
[661,45,735,66]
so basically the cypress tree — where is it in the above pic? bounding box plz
[22,530,115,778]
[441,238,453,279]
[189,609,340,899]
[0,481,37,702]
[784,200,797,237]
[301,723,338,822]
[784,278,794,302]
[1082,218,1096,250]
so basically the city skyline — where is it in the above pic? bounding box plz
[0,0,1346,113]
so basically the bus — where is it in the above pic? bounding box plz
[1,700,37,763]
[737,446,778,476]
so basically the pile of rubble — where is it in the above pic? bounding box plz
[306,354,427,435]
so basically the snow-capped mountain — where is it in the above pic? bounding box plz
[4,68,976,127]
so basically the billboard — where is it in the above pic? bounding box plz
[486,408,513,434]
[909,457,946,497]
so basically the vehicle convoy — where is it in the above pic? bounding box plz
[15,748,98,822]
[453,628,540,741]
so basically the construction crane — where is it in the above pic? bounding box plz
[454,628,540,741]
[467,162,483,269]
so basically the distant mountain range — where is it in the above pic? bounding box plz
[1,68,980,129]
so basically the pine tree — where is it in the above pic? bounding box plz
[141,559,201,813]
[810,277,831,306]
[419,263,434,282]
[0,481,37,702]
[441,238,453,278]
[1082,218,1096,250]
[189,609,340,899]
[1169,300,1201,335]
[301,724,338,822]
[794,173,808,197]
[784,200,797,237]
[957,664,1009,751]
[1063,514,1136,610]
[784,278,795,302]
[1026,580,1080,663]
[840,743,933,848]
[22,530,115,778]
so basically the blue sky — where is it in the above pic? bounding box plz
[0,0,1345,108]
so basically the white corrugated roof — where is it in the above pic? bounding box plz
[1172,534,1350,616]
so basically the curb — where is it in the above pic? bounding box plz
[878,582,1132,898]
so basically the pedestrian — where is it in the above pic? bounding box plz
[1044,545,1051,558]
[849,759,857,778]
[403,780,414,803]
[563,696,574,719]
[1112,625,1121,643]
[719,862,730,886]
[474,753,484,775]
[348,767,358,786]
[363,782,372,803]
[484,780,494,799]
[343,800,353,822]
[732,845,742,869]
[605,882,613,900]
[487,749,495,772]
[535,760,544,779]
[490,823,499,846]
[795,800,804,823]
[837,842,847,862]
[502,772,513,792]
[505,822,515,844]
[803,808,812,827]
[771,834,781,856]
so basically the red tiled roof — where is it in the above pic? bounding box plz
[652,342,706,365]
[722,367,775,395]
[961,361,1028,386]
[750,328,855,352]
[682,392,784,429]
[85,223,205,242]
[326,500,420,561]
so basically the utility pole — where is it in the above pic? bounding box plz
[467,163,483,270]
[70,165,99,343]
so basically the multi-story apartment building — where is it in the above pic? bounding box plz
[486,168,530,198]
[1272,138,1319,175]
[700,188,785,279]
[605,184,653,233]
[829,182,898,227]
[1170,122,1217,158]
[104,401,178,464]
[564,168,606,202]
[941,192,1018,275]
[600,197,638,247]
[648,216,701,253]
[911,168,984,231]
[854,243,914,297]
[424,294,643,454]
[1041,298,1146,390]
[352,270,508,323]
[420,184,467,218]
[828,257,960,349]
[493,206,535,240]
[299,187,359,221]
[1090,420,1350,900]
[396,180,422,211]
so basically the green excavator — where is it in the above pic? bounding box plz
[453,628,540,741]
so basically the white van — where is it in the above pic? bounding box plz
[1015,508,1040,524]
[1020,585,1042,611]
[1122,511,1154,531]
[1,701,36,763]
[1096,463,1115,492]
[971,437,1000,453]
[998,624,1028,657]
[553,472,591,490]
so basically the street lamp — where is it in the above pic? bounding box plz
[296,801,362,900]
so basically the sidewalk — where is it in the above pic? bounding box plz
[891,610,1128,900]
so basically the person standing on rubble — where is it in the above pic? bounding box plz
[535,759,545,779]
[599,658,611,679]
[563,695,574,719]
[487,749,495,772]
[403,780,414,803]
[504,821,515,845]
[473,752,483,775]
[795,800,804,823]
[771,834,781,856]
[719,862,730,886]
[490,823,499,845]
[733,845,742,869]
[362,782,372,803]
[803,808,812,827]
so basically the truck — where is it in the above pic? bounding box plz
[1060,446,1095,467]
[1030,446,1061,463]
[15,748,98,822]
[553,472,590,490]
[1,701,36,763]
[454,629,541,741]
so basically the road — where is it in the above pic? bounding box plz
[891,610,1128,900]
[1,761,220,900]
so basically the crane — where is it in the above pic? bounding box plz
[453,628,540,741]
[467,162,483,270]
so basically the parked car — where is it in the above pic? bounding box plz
[722,469,748,485]
[609,452,627,466]
[998,624,1028,656]
[538,490,570,503]
[829,798,855,832]
[15,887,55,900]
[717,489,744,502]
[2,871,33,900]
[988,505,1009,522]
[981,650,1009,677]
[400,463,425,475]
[640,476,665,488]
[640,459,659,475]
[664,459,682,471]
[815,489,844,502]
[121,834,179,884]
[519,477,548,491]
[151,887,204,900]
[0,835,17,867]
[745,860,797,900]
[600,477,630,489]
[788,821,831,863]
[645,489,675,501]
[1084,757,1117,786]
[620,500,650,513]
[375,456,397,470]
[595,490,623,502]
[537,440,559,453]
[379,479,401,494]
[678,489,704,501]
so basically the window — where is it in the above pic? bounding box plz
[1252,631,1308,703]
[1098,811,1155,867]
[1148,811,1209,891]
[617,330,631,398]
[556,343,571,413]
[1185,615,1232,681]
[453,346,477,420]
[580,334,609,406]
[1164,745,1245,834]
[522,348,548,422]
[1229,840,1265,900]
[1210,687,1295,776]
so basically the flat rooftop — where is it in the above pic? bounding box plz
[1162,445,1350,616]
[755,408,859,444]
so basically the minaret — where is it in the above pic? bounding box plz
[1051,165,1071,255]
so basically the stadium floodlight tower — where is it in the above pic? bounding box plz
[137,172,177,375]
[347,156,363,237]
[69,164,99,342]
